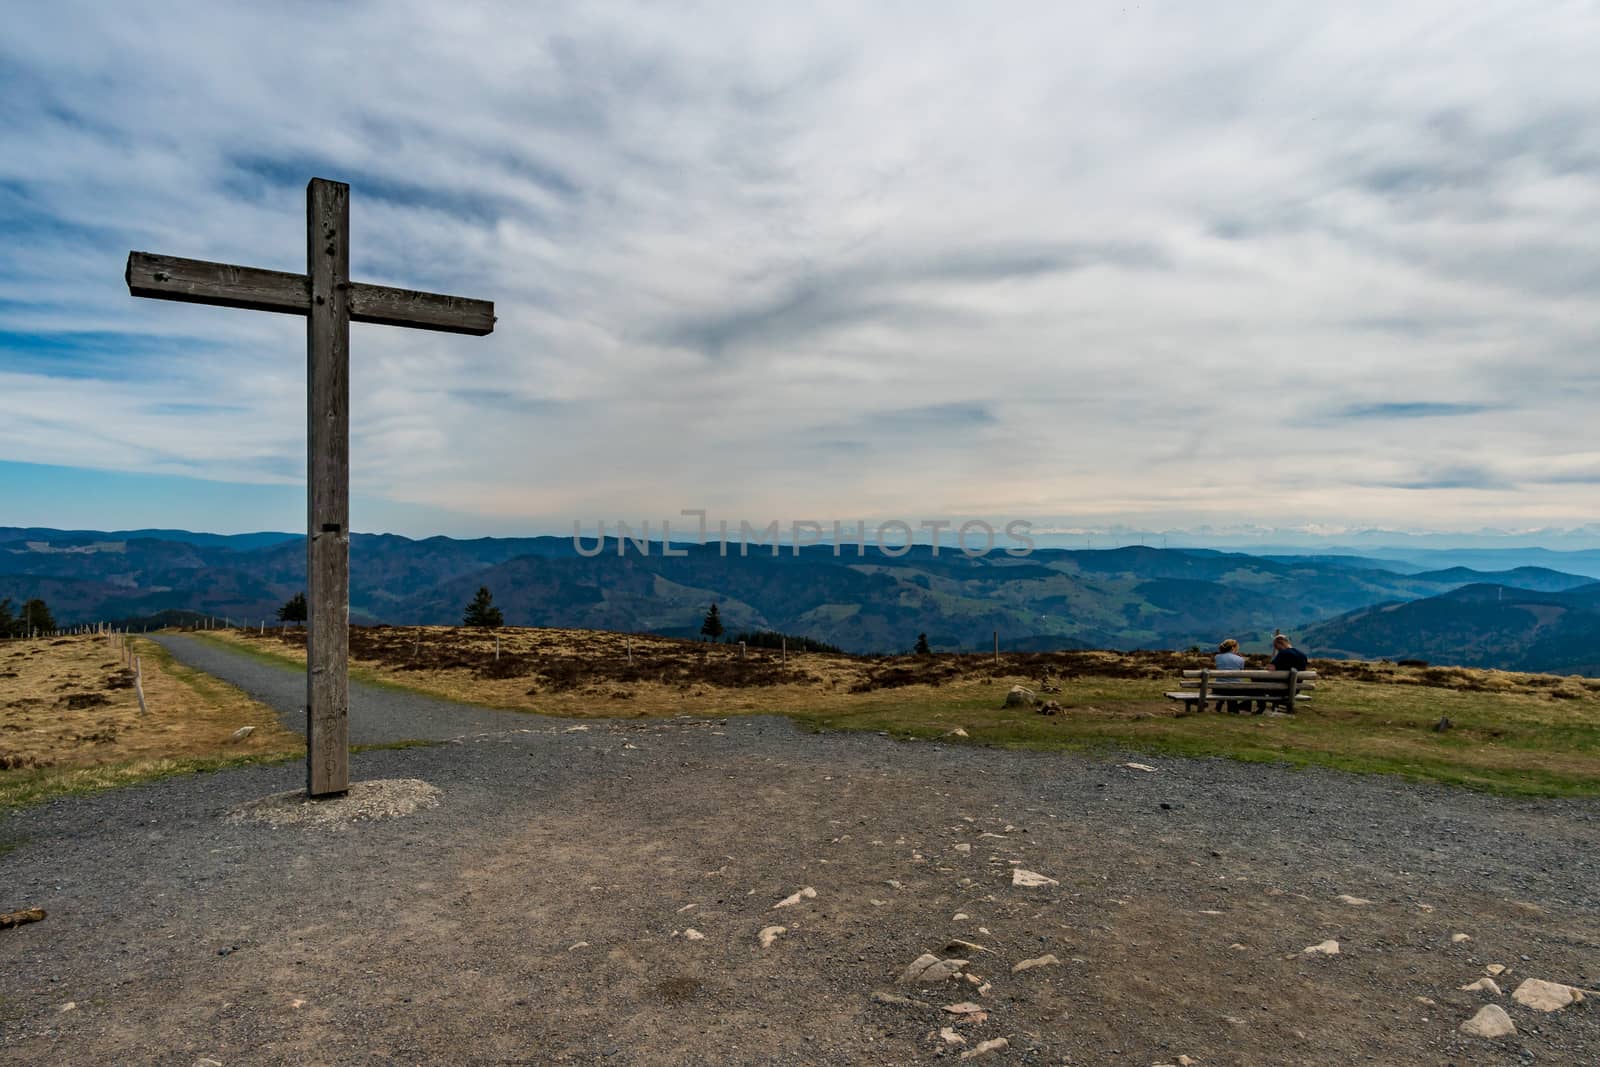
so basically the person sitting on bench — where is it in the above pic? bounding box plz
[1270,633,1309,672]
[1213,639,1249,713]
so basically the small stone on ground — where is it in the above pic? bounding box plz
[1512,978,1583,1012]
[1460,1003,1516,1039]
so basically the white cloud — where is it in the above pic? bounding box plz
[2,1,1599,535]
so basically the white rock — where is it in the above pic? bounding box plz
[683,928,705,941]
[1012,868,1058,888]
[1459,1003,1516,1039]
[946,728,970,738]
[59,1001,76,1012]
[1336,895,1372,906]
[943,1001,985,1015]
[773,886,817,909]
[1512,978,1582,1012]
[1302,940,1340,956]
[1011,954,1060,974]
[1451,932,1471,943]
[902,954,969,984]
[954,843,972,854]
[563,725,589,732]
[939,1027,967,1046]
[1003,686,1034,707]
[758,925,785,948]
[961,1037,1009,1060]
[952,912,970,921]
[1459,978,1502,995]
[228,726,255,742]
[1486,964,1508,976]
[1121,762,1157,772]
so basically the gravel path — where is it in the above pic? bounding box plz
[150,633,528,743]
[3,642,1598,1065]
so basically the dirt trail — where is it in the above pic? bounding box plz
[150,633,529,744]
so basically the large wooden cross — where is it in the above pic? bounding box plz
[126,177,494,798]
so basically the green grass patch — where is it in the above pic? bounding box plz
[783,679,1600,798]
[0,740,444,814]
[0,750,302,813]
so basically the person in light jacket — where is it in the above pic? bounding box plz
[1213,638,1248,712]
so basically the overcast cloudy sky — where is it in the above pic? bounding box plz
[2,2,1598,543]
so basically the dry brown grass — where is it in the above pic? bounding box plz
[201,625,1600,796]
[0,632,298,806]
[207,625,1190,716]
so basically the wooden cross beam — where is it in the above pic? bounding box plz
[126,177,495,797]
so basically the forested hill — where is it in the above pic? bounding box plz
[9,526,1599,665]
[1306,582,1600,675]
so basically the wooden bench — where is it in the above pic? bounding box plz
[1164,669,1317,714]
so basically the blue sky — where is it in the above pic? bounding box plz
[3,2,1599,546]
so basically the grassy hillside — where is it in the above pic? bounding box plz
[198,624,1600,797]
[0,631,299,809]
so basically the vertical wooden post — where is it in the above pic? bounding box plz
[305,177,351,798]
[781,635,787,665]
[993,631,999,667]
[626,636,633,665]
[1197,668,1210,712]
[134,655,147,716]
[1283,668,1298,714]
[495,634,501,662]
[739,640,747,661]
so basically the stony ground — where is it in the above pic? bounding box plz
[1,642,1597,1066]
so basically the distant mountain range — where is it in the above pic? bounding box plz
[6,525,1599,670]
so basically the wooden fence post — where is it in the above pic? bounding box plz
[495,633,500,662]
[993,631,999,667]
[781,635,787,665]
[134,655,147,716]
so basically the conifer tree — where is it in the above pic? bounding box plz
[463,586,504,627]
[20,598,54,633]
[700,602,724,641]
[277,592,308,624]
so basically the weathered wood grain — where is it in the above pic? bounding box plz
[126,252,495,335]
[127,175,494,800]
[126,252,307,315]
[305,178,351,798]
